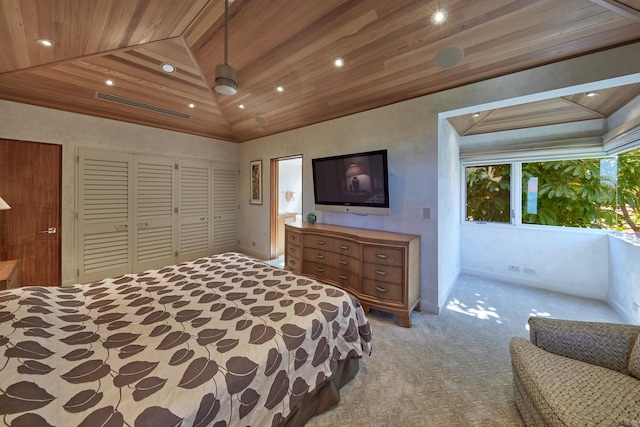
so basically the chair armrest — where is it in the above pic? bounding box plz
[528,317,640,375]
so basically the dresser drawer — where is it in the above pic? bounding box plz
[285,229,302,247]
[285,252,302,272]
[362,263,403,284]
[303,234,359,257]
[363,246,404,266]
[304,261,359,291]
[362,279,403,302]
[302,248,360,275]
[286,241,301,259]
[0,260,20,290]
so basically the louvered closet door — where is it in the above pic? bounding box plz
[212,164,238,253]
[133,156,177,272]
[77,149,133,283]
[178,159,211,262]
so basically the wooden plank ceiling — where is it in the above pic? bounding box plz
[0,0,639,143]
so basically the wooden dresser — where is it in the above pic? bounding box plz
[285,222,420,327]
[0,260,20,290]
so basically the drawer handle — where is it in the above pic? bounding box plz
[339,245,348,250]
[375,286,388,293]
[376,253,389,259]
[289,247,296,253]
[375,270,388,276]
[289,260,296,266]
[315,267,325,273]
[289,235,296,240]
[316,240,326,245]
[316,254,325,259]
[339,274,348,280]
[339,260,348,265]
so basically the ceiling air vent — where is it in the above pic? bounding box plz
[96,92,191,119]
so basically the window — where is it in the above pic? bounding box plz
[465,164,511,223]
[522,158,614,228]
[464,147,640,234]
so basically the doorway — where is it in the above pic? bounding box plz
[269,156,302,262]
[0,139,62,286]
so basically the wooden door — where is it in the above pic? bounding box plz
[0,139,61,286]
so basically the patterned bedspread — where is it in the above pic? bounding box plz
[0,252,372,426]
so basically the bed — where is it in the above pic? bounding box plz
[0,252,372,426]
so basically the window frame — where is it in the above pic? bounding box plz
[461,143,640,235]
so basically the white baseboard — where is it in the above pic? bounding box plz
[237,246,270,261]
[420,299,440,315]
[461,267,607,301]
[608,296,640,325]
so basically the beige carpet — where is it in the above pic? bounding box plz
[306,275,625,426]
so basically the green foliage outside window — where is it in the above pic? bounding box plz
[466,164,511,223]
[465,148,640,233]
[522,159,616,228]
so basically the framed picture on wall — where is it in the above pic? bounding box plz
[250,160,262,205]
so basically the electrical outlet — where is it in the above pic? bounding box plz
[633,302,639,314]
[523,267,535,275]
[508,265,520,272]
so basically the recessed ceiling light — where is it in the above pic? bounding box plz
[472,113,480,118]
[334,57,345,68]
[276,85,284,92]
[431,9,447,24]
[585,91,600,97]
[238,104,245,109]
[161,63,176,73]
[188,103,195,108]
[104,78,115,86]
[37,39,54,47]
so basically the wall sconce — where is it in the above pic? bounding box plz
[0,196,10,210]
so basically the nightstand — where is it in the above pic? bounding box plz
[0,260,20,290]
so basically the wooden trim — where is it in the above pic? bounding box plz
[269,158,278,260]
[589,0,640,22]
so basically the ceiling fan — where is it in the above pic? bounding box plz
[214,0,237,95]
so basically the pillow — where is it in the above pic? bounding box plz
[629,335,640,380]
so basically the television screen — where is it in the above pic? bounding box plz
[312,149,390,215]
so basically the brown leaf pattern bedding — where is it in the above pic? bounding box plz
[0,252,372,427]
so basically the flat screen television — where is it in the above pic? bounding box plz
[312,149,390,215]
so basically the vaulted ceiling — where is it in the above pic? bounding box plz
[0,0,639,143]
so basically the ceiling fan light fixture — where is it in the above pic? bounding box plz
[214,0,237,96]
[215,63,237,95]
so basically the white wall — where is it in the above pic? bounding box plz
[437,119,462,311]
[278,159,302,215]
[608,236,640,324]
[0,100,239,285]
[461,224,609,300]
[238,42,640,314]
